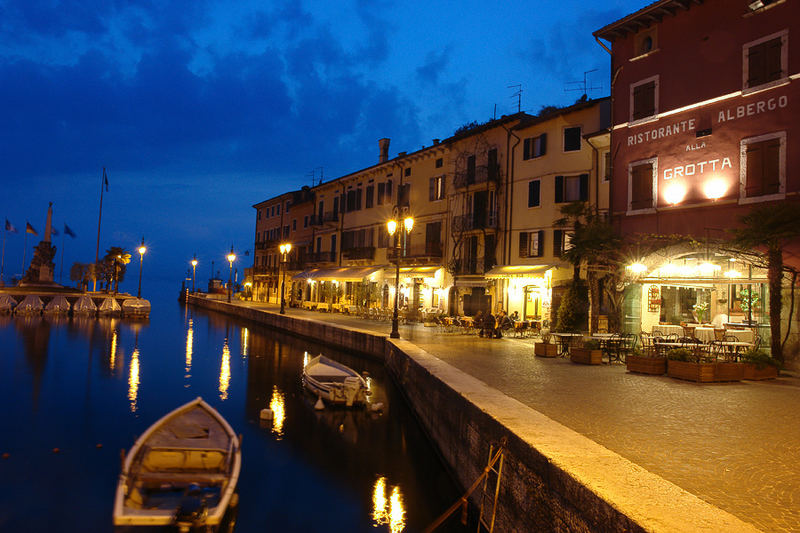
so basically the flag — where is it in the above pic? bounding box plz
[103,168,109,192]
[64,223,76,238]
[51,226,59,236]
[5,219,17,233]
[26,222,38,236]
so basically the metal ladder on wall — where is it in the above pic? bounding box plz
[477,440,505,532]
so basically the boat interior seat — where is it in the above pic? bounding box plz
[141,447,227,472]
[135,472,228,486]
[309,374,350,383]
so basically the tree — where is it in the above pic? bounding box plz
[70,262,92,291]
[729,202,800,365]
[103,247,131,293]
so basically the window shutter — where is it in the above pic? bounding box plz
[766,38,783,81]
[357,188,363,210]
[523,138,531,160]
[553,230,562,257]
[555,175,564,203]
[537,230,544,257]
[429,177,435,201]
[377,182,385,205]
[746,142,764,197]
[764,138,781,194]
[528,180,540,207]
[519,232,528,258]
[579,173,589,201]
[748,43,766,87]
[540,133,547,156]
[386,179,393,198]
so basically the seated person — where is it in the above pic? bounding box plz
[711,312,728,329]
[482,312,496,338]
[510,311,520,322]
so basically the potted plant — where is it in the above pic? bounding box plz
[666,348,715,382]
[570,339,602,365]
[740,349,780,380]
[626,347,666,375]
[534,333,559,357]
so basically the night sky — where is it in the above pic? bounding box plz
[1,0,646,291]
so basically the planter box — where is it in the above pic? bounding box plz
[534,343,559,357]
[626,355,666,375]
[667,360,744,382]
[667,360,715,382]
[570,348,603,365]
[742,363,778,380]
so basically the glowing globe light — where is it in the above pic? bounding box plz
[664,183,687,205]
[704,178,727,200]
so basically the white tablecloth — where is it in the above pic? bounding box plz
[725,329,754,343]
[694,327,717,343]
[651,324,684,336]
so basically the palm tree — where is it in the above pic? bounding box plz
[103,247,131,294]
[729,202,800,365]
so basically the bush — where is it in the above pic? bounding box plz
[666,348,694,362]
[741,349,780,370]
[583,339,601,350]
[554,281,588,333]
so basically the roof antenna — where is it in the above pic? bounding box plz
[306,167,324,186]
[565,69,602,100]
[507,84,522,113]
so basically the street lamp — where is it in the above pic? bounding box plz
[279,242,292,314]
[191,256,198,292]
[137,238,146,299]
[227,246,236,303]
[386,209,413,339]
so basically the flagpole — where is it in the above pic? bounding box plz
[22,229,28,279]
[0,228,6,286]
[94,167,106,291]
[59,228,66,283]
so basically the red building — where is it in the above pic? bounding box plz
[594,0,799,337]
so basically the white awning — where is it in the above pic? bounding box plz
[484,265,552,279]
[292,266,386,282]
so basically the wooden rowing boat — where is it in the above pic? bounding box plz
[302,355,368,407]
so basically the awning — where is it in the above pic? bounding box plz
[292,266,386,282]
[384,266,442,277]
[453,277,489,288]
[484,265,552,279]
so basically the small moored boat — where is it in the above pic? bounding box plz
[113,397,241,532]
[72,294,97,315]
[302,355,368,407]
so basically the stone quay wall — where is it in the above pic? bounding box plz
[189,295,757,532]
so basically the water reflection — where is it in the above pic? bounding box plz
[110,329,118,372]
[241,327,249,359]
[185,318,193,377]
[128,347,140,412]
[269,385,285,438]
[373,476,407,533]
[219,338,231,401]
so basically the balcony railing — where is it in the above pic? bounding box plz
[449,257,485,275]
[305,251,337,263]
[388,242,443,261]
[342,247,375,260]
[453,164,501,189]
[252,266,279,276]
[323,211,339,223]
[452,209,499,232]
[255,240,277,250]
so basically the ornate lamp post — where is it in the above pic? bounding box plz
[386,209,413,339]
[227,246,236,303]
[279,242,292,314]
[191,256,198,292]
[137,239,146,299]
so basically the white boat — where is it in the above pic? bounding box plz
[302,355,368,407]
[122,297,151,318]
[44,295,71,314]
[98,296,122,316]
[113,397,241,532]
[15,295,43,315]
[72,294,97,315]
[0,294,15,313]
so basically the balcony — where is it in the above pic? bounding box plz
[323,211,339,223]
[453,164,501,189]
[252,265,279,276]
[449,257,485,275]
[452,209,499,232]
[388,242,443,261]
[305,251,337,264]
[255,240,277,250]
[342,247,375,260]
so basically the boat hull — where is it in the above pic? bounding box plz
[302,355,368,407]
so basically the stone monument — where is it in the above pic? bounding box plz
[21,202,60,286]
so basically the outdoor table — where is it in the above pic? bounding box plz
[694,326,716,343]
[317,302,330,311]
[716,341,754,360]
[302,301,316,310]
[552,333,583,356]
[652,324,683,337]
[725,329,754,343]
[513,320,529,337]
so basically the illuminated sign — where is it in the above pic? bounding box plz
[717,95,788,124]
[663,157,732,180]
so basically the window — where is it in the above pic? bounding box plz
[271,206,275,216]
[554,174,588,203]
[435,158,443,168]
[740,132,785,203]
[304,215,308,228]
[366,185,374,208]
[429,176,445,201]
[331,234,337,254]
[744,31,787,92]
[523,133,547,160]
[284,225,290,238]
[563,126,581,152]
[292,219,296,231]
[603,152,611,182]
[404,168,411,177]
[467,155,476,183]
[553,230,571,257]
[425,222,442,255]
[488,148,498,181]
[398,183,411,207]
[277,204,281,215]
[257,209,261,220]
[518,230,543,258]
[316,236,321,253]
[630,76,658,122]
[634,28,657,57]
[318,201,323,221]
[527,179,540,207]
[628,159,656,213]
[377,183,385,206]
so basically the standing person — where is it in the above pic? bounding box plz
[482,310,495,339]
[475,310,485,337]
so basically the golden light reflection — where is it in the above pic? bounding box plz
[128,348,140,412]
[185,319,193,375]
[241,327,249,359]
[110,330,118,372]
[269,385,286,438]
[219,339,231,401]
[372,477,406,532]
[303,351,310,368]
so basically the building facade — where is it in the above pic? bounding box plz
[595,0,799,334]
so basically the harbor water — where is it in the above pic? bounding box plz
[0,282,462,532]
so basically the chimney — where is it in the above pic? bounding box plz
[432,138,440,145]
[379,138,390,163]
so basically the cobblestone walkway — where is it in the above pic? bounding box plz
[236,302,800,532]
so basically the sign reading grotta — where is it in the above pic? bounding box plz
[663,157,733,180]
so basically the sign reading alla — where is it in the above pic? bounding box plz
[627,93,789,147]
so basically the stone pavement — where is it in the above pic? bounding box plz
[235,300,800,532]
